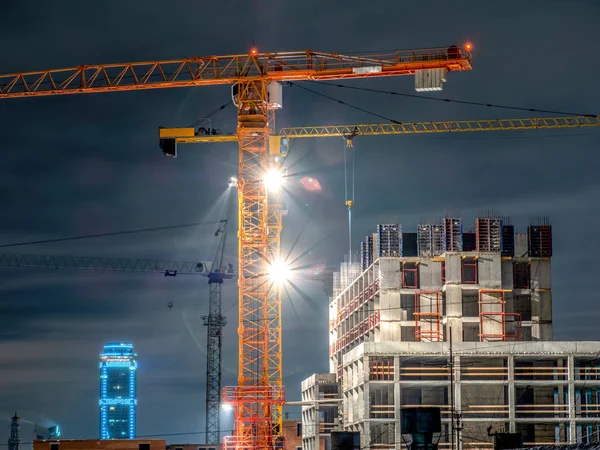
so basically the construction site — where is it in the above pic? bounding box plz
[1,4,600,450]
[302,216,600,449]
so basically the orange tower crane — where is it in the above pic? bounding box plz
[0,46,473,450]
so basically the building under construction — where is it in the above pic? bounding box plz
[302,215,600,450]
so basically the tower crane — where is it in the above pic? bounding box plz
[0,45,474,450]
[0,199,234,445]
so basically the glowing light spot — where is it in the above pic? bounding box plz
[263,168,285,192]
[267,260,290,284]
[300,176,322,191]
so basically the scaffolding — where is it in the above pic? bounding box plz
[476,217,503,252]
[478,289,522,341]
[402,262,419,288]
[414,290,442,342]
[329,310,380,356]
[333,277,380,329]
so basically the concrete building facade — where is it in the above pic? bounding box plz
[302,217,600,450]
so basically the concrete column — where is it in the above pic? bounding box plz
[395,356,402,450]
[568,355,576,442]
[446,285,463,342]
[508,355,516,432]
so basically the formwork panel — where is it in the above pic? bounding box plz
[476,217,503,252]
[417,223,444,257]
[377,224,402,257]
[443,217,463,251]
[528,225,553,257]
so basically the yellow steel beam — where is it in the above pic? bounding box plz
[161,115,600,146]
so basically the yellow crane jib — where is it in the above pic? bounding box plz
[159,115,600,158]
[159,127,289,158]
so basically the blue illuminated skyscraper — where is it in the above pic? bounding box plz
[99,342,137,439]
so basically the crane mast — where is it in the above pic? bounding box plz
[0,45,473,450]
[204,199,233,444]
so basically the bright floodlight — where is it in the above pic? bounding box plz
[267,260,290,285]
[229,176,238,188]
[263,168,284,192]
[222,403,233,411]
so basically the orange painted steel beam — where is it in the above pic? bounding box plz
[0,48,472,98]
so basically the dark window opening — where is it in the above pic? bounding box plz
[50,444,59,450]
[462,294,479,317]
[401,294,414,320]
[297,422,302,437]
[461,257,478,284]
[139,444,150,450]
[402,262,419,288]
[514,295,532,321]
[514,262,530,289]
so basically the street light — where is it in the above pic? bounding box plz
[222,403,233,412]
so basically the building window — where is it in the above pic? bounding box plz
[369,356,394,381]
[297,422,302,436]
[139,444,150,450]
[401,326,415,342]
[402,262,419,288]
[208,447,216,450]
[50,444,59,450]
[462,293,479,317]
[461,257,478,284]
[513,262,530,289]
[401,294,414,320]
[514,295,532,321]
[175,447,183,450]
[296,447,302,450]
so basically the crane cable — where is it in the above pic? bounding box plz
[305,80,597,118]
[344,140,356,263]
[188,101,233,129]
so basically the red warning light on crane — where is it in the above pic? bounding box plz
[464,42,473,51]
[250,48,258,56]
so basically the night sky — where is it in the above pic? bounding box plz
[1,0,599,446]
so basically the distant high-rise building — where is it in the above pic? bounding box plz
[8,413,21,450]
[99,343,137,440]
